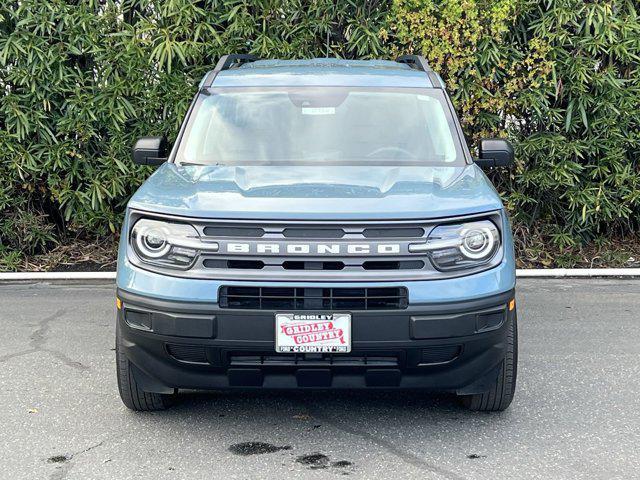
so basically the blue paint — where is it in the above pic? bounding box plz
[212,59,432,88]
[128,163,502,221]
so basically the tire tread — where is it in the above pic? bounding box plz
[462,312,518,412]
[116,324,174,412]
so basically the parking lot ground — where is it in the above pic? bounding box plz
[0,279,639,480]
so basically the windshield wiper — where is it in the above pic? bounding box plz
[178,162,212,166]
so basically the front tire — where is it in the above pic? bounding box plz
[116,323,176,411]
[461,311,518,412]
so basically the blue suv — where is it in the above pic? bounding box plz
[116,55,517,412]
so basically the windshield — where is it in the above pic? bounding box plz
[175,87,465,167]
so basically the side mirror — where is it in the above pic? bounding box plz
[132,136,168,166]
[476,138,514,168]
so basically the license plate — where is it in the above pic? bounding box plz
[275,313,351,353]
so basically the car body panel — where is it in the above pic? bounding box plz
[211,59,433,88]
[128,163,503,221]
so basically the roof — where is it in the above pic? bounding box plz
[208,58,434,88]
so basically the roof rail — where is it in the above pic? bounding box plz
[396,55,443,89]
[201,54,259,89]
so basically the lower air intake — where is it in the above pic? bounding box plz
[166,344,208,364]
[219,286,408,310]
[420,345,461,365]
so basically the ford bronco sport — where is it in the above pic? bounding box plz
[116,55,517,412]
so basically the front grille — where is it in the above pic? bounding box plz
[219,286,408,310]
[196,220,438,281]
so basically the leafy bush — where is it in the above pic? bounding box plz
[387,0,640,253]
[0,0,388,268]
[0,0,639,270]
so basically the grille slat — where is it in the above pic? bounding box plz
[362,227,424,238]
[203,226,265,237]
[229,353,400,367]
[219,286,408,310]
[362,260,424,270]
[203,259,424,271]
[283,228,345,238]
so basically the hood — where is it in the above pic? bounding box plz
[128,163,503,220]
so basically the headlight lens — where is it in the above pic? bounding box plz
[411,220,500,271]
[130,218,216,269]
[134,223,171,258]
[459,225,496,259]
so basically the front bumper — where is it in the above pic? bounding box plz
[116,288,516,394]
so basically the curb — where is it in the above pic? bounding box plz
[0,272,117,281]
[515,268,640,278]
[1,269,639,281]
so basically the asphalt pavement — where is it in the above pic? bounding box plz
[0,279,638,480]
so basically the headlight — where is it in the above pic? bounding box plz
[130,218,217,269]
[409,220,500,271]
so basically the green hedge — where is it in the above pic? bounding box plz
[1,0,639,269]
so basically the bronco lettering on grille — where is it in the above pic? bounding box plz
[225,242,401,255]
